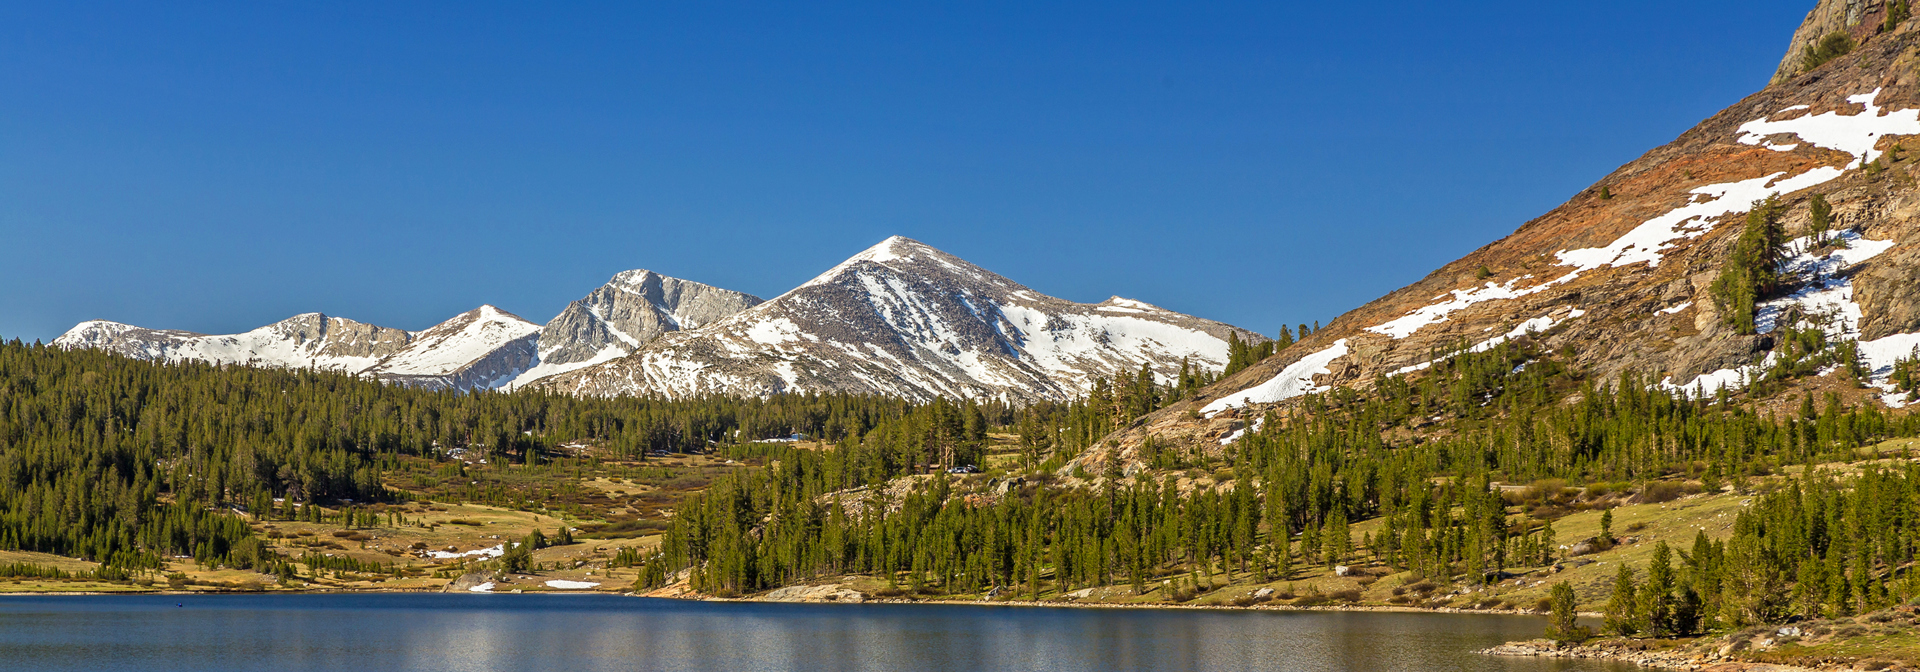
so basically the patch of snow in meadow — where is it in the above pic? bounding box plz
[544,580,600,590]
[468,582,495,593]
[428,544,506,561]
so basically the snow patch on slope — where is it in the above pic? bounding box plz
[1737,89,1920,164]
[1365,279,1553,339]
[1662,230,1900,399]
[376,306,540,377]
[1362,90,1920,343]
[1387,309,1584,377]
[1201,340,1349,417]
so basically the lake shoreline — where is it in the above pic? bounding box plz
[1481,639,1822,672]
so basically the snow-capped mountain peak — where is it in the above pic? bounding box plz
[538,236,1263,402]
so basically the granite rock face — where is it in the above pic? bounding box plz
[535,270,762,368]
[1772,0,1889,85]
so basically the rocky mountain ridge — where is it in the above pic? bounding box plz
[534,236,1265,403]
[56,307,543,391]
[55,239,1259,399]
[512,271,763,387]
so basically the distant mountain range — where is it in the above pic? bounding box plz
[55,237,1263,401]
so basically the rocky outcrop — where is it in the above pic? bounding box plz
[761,584,866,603]
[536,236,1266,403]
[1772,0,1895,85]
[1482,639,1819,671]
[534,270,762,368]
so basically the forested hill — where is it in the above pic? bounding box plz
[645,332,1920,628]
[0,337,1139,572]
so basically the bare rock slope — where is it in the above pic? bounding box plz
[513,271,763,385]
[1095,10,1920,470]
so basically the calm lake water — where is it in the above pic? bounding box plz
[0,594,1638,672]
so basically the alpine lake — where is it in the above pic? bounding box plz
[0,593,1641,671]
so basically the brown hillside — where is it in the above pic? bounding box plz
[1076,6,1920,474]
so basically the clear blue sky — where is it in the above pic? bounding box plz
[0,1,1812,341]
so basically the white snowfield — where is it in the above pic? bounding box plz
[1364,89,1920,342]
[1388,308,1585,377]
[55,307,541,391]
[1201,340,1349,417]
[426,544,507,561]
[55,315,390,375]
[59,238,1243,402]
[544,580,600,589]
[375,306,539,377]
[506,343,628,389]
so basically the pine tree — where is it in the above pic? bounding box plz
[1808,193,1832,246]
[1545,582,1590,643]
[1710,196,1787,334]
[1605,563,1639,636]
[1639,542,1676,637]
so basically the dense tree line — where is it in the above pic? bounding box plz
[647,337,1920,606]
[0,338,1176,570]
[1604,465,1920,637]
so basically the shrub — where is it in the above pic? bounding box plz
[1639,481,1694,504]
[1802,31,1856,72]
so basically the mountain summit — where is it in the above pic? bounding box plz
[510,271,763,386]
[536,236,1263,402]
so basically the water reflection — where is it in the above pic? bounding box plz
[0,594,1638,672]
